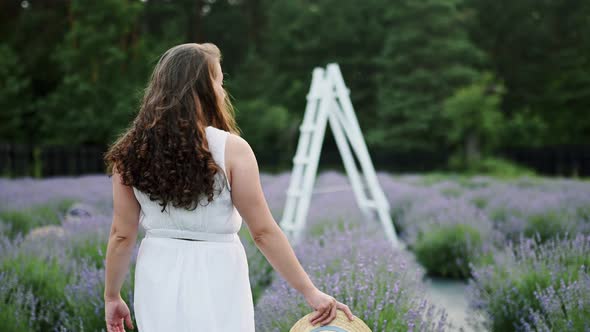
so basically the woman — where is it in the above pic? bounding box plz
[102,43,355,331]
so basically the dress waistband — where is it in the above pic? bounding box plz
[144,229,238,243]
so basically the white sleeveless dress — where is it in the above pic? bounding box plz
[132,125,255,331]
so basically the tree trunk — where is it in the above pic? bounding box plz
[246,0,261,49]
[465,132,480,165]
[187,0,204,42]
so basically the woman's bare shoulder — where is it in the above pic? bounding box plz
[226,133,252,154]
[225,133,256,171]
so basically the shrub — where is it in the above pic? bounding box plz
[523,269,590,332]
[523,211,569,243]
[0,251,72,330]
[403,195,499,279]
[59,258,135,332]
[306,216,347,238]
[440,187,463,198]
[0,217,134,332]
[60,215,111,269]
[464,157,537,178]
[457,176,491,190]
[468,235,590,331]
[254,220,449,332]
[470,196,488,209]
[379,180,438,237]
[0,272,42,332]
[65,235,108,269]
[473,181,589,243]
[413,224,488,279]
[0,198,75,238]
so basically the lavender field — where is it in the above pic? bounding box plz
[1,171,589,331]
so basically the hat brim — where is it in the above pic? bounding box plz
[290,309,372,332]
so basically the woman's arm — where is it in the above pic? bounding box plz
[226,134,318,297]
[226,134,355,326]
[104,166,140,301]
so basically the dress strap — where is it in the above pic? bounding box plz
[206,126,232,191]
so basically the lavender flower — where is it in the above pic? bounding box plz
[254,218,448,332]
[523,269,590,332]
[468,234,590,331]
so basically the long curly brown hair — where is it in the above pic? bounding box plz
[104,43,240,213]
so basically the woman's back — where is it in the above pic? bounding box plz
[132,125,255,332]
[132,125,242,241]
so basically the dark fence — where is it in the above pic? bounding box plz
[1,142,589,178]
[0,143,107,178]
[317,145,450,173]
[498,145,590,177]
[39,145,107,177]
[0,143,35,177]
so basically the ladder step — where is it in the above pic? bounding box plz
[287,184,376,196]
[312,185,351,194]
[299,124,316,132]
[363,200,378,209]
[293,155,311,165]
[286,189,302,197]
[306,92,322,101]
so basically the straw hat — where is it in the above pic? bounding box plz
[290,309,372,332]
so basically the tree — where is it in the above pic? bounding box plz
[442,72,505,166]
[464,0,590,145]
[0,44,31,142]
[38,0,148,145]
[259,0,390,129]
[371,0,486,152]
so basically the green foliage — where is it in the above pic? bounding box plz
[0,253,72,330]
[416,173,452,186]
[66,233,108,269]
[470,196,488,209]
[486,198,582,245]
[413,223,485,279]
[0,44,31,142]
[234,98,292,169]
[527,274,590,332]
[500,107,548,148]
[1,0,589,172]
[577,205,590,222]
[306,217,349,238]
[234,0,394,158]
[448,155,537,179]
[260,0,389,122]
[443,75,504,145]
[489,269,552,331]
[38,0,151,145]
[0,199,75,239]
[464,0,590,146]
[60,258,135,332]
[442,72,505,167]
[440,187,463,198]
[0,272,37,332]
[371,0,486,151]
[470,236,590,331]
[225,49,295,169]
[524,211,570,243]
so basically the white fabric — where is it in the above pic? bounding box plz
[132,125,255,331]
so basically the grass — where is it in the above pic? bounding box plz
[0,199,76,238]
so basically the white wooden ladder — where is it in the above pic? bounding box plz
[279,63,400,249]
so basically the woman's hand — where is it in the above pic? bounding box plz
[304,288,355,326]
[105,295,134,332]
